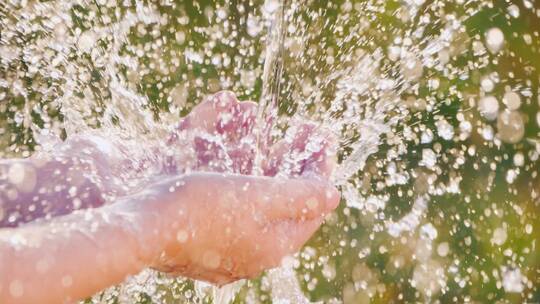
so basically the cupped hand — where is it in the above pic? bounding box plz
[146,91,339,285]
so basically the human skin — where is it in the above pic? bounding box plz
[0,91,340,303]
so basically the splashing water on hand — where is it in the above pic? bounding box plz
[1,0,539,303]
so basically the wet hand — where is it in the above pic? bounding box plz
[145,173,339,285]
[145,91,340,284]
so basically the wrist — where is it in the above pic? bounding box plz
[105,195,166,268]
[112,178,190,270]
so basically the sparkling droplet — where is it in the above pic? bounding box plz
[8,163,37,193]
[485,27,504,53]
[176,230,188,243]
[491,227,507,246]
[480,77,494,92]
[305,197,319,210]
[263,0,280,14]
[478,96,499,121]
[62,275,73,287]
[420,149,437,168]
[507,4,520,18]
[202,250,221,269]
[9,280,24,298]
[513,153,524,167]
[436,120,454,140]
[502,268,524,293]
[78,31,96,53]
[437,242,449,257]
[502,91,521,110]
[497,110,525,144]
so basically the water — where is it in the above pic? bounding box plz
[1,0,539,303]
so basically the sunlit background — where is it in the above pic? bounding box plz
[1,0,539,303]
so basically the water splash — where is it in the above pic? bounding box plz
[1,0,538,303]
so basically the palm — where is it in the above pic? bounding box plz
[146,91,339,285]
[167,90,336,179]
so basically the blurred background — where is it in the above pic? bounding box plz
[1,0,539,303]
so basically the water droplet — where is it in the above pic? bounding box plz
[176,230,188,243]
[497,110,525,144]
[506,169,517,184]
[480,77,495,92]
[202,250,221,269]
[502,91,521,110]
[491,227,507,246]
[8,163,36,193]
[420,149,437,168]
[9,280,24,298]
[507,4,520,18]
[247,15,263,37]
[62,275,73,287]
[78,31,97,53]
[170,85,188,109]
[305,197,319,210]
[437,242,449,257]
[435,120,454,141]
[513,153,524,167]
[68,186,77,197]
[502,268,524,293]
[478,96,499,121]
[36,257,52,273]
[402,57,423,81]
[263,0,280,14]
[420,223,438,240]
[485,27,504,53]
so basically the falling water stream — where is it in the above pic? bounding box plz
[1,0,539,303]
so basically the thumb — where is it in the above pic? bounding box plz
[243,176,340,221]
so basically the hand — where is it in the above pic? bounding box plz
[143,173,339,285]
[142,91,340,284]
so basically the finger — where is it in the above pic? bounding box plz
[263,123,336,178]
[218,101,257,141]
[262,124,316,177]
[182,173,340,221]
[176,91,238,134]
[192,136,230,172]
[262,140,288,177]
[176,93,258,148]
[235,101,258,139]
[241,175,340,221]
[227,143,255,175]
[300,132,338,179]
